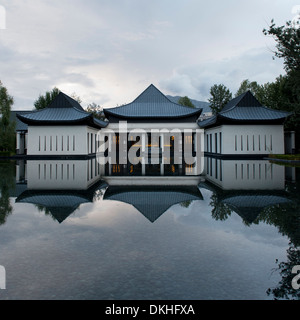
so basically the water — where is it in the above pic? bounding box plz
[0,158,299,300]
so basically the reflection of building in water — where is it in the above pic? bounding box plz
[104,157,201,176]
[16,187,104,223]
[103,175,203,222]
[15,160,106,223]
[16,160,27,184]
[201,158,292,224]
[204,158,286,190]
[25,159,103,190]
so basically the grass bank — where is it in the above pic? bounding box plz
[268,154,300,161]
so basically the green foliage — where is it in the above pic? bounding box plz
[263,18,300,151]
[34,87,60,110]
[208,84,232,115]
[178,96,195,108]
[266,243,300,300]
[263,18,300,73]
[235,79,265,100]
[0,81,15,152]
[180,200,192,208]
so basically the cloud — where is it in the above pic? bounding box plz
[0,0,298,110]
[160,46,285,101]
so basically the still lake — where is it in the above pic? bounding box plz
[0,158,299,300]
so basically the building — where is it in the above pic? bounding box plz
[15,85,291,161]
[17,92,108,157]
[198,91,291,157]
[16,159,107,223]
[200,158,293,225]
[102,84,204,175]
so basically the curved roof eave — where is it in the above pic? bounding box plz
[218,112,290,122]
[104,108,202,120]
[16,113,91,125]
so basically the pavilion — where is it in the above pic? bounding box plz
[198,91,291,157]
[17,92,108,157]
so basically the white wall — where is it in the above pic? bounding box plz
[27,126,100,155]
[204,124,285,155]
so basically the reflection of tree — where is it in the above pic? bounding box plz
[259,203,300,247]
[34,204,54,220]
[267,242,300,300]
[93,187,106,201]
[259,178,300,247]
[180,200,192,208]
[0,161,15,225]
[209,193,232,221]
[0,185,12,225]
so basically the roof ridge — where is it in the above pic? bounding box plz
[104,84,203,118]
[132,84,168,103]
[47,92,85,111]
[221,91,249,113]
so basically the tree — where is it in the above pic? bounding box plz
[263,17,300,151]
[235,79,266,101]
[34,87,83,110]
[263,18,300,73]
[86,102,105,120]
[70,92,82,104]
[34,87,60,110]
[208,84,232,115]
[178,96,195,108]
[0,81,15,152]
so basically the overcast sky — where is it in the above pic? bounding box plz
[0,0,299,110]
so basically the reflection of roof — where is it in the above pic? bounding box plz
[17,92,108,129]
[222,194,292,224]
[15,180,107,223]
[104,84,202,120]
[103,185,203,222]
[17,191,91,222]
[199,180,292,224]
[198,91,291,128]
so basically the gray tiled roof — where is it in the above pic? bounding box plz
[220,106,290,121]
[198,91,291,128]
[17,92,108,128]
[104,84,202,119]
[104,185,203,222]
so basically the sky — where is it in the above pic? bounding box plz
[0,0,299,111]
